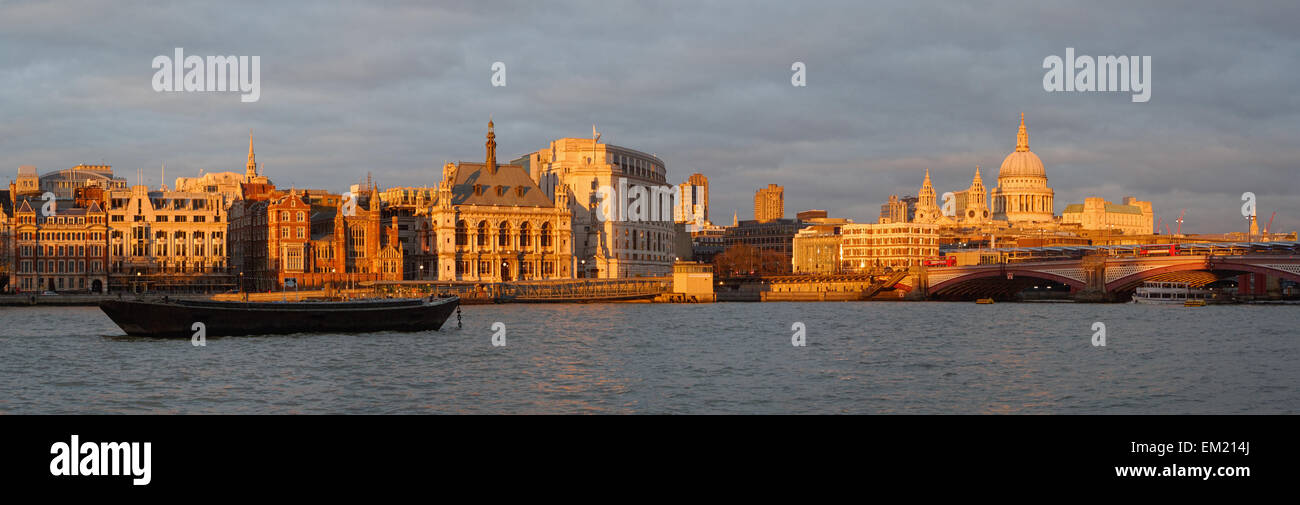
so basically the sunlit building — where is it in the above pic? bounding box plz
[1061,196,1154,235]
[9,198,109,293]
[880,194,917,224]
[990,113,1055,224]
[840,221,939,271]
[754,184,784,222]
[422,121,574,282]
[102,184,230,292]
[514,134,672,278]
[675,173,710,230]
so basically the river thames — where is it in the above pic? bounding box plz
[0,302,1295,414]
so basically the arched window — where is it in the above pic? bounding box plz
[541,223,552,248]
[456,220,468,246]
[476,221,488,247]
[519,222,531,249]
[498,222,511,248]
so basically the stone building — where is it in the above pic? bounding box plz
[102,184,231,292]
[513,133,671,278]
[1061,196,1154,235]
[951,166,990,225]
[991,114,1055,224]
[420,121,574,282]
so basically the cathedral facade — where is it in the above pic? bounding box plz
[912,113,1056,229]
[990,113,1054,224]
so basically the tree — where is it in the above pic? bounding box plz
[712,244,790,278]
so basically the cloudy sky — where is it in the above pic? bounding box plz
[1,0,1297,234]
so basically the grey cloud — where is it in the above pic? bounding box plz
[1,0,1297,234]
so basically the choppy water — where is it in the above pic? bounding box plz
[0,302,1295,414]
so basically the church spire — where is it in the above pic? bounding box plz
[485,118,497,174]
[246,130,258,178]
[1016,112,1029,152]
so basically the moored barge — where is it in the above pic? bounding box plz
[99,296,459,338]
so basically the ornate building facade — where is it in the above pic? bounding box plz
[102,184,230,292]
[421,121,573,282]
[228,136,403,291]
[991,113,1055,224]
[1061,196,1154,235]
[513,134,672,278]
[9,199,109,293]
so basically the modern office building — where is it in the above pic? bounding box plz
[840,221,939,271]
[754,184,784,222]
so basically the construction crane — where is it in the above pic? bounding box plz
[1264,211,1276,234]
[1175,209,1186,236]
[1155,217,1163,235]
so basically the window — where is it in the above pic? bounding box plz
[498,222,510,247]
[455,220,468,246]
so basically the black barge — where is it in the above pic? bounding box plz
[98,296,460,338]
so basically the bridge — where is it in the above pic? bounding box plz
[501,278,670,302]
[916,241,1300,301]
[367,277,672,303]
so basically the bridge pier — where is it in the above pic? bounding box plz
[905,270,928,301]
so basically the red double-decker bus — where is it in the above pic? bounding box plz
[1137,244,1179,256]
[924,256,956,267]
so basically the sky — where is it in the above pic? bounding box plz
[1,0,1297,234]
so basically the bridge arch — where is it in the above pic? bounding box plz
[1105,260,1300,293]
[929,268,1085,299]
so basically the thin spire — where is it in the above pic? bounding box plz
[485,117,497,173]
[247,129,258,178]
[1016,112,1029,152]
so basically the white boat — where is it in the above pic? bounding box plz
[1131,281,1216,305]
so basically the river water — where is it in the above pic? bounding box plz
[0,302,1295,414]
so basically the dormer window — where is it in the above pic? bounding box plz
[473,184,483,196]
